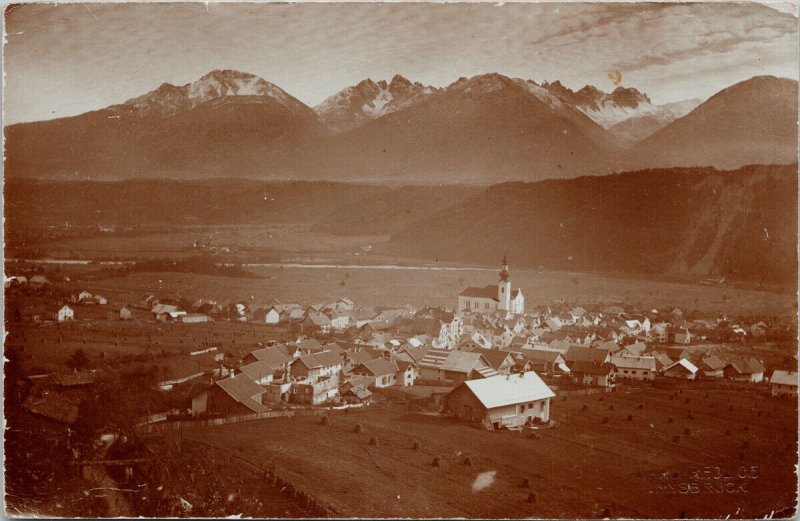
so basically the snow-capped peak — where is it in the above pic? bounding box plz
[315,75,439,133]
[118,69,300,118]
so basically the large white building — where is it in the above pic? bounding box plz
[458,257,524,315]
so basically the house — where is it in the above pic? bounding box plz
[770,370,798,397]
[263,307,281,325]
[672,327,693,344]
[242,346,294,368]
[56,305,75,322]
[457,257,524,315]
[699,355,727,378]
[563,346,611,368]
[291,376,340,405]
[289,350,343,383]
[207,373,269,415]
[569,361,616,388]
[330,313,350,331]
[78,290,93,301]
[341,384,372,405]
[442,372,555,429]
[119,306,133,320]
[418,349,498,384]
[94,295,108,305]
[610,356,656,381]
[516,348,569,374]
[351,358,400,388]
[619,341,647,357]
[239,360,278,385]
[651,323,669,343]
[473,349,517,375]
[302,312,332,334]
[663,359,699,380]
[723,357,765,383]
[181,313,210,324]
[396,359,418,386]
[651,351,674,373]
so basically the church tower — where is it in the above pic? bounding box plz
[498,255,511,311]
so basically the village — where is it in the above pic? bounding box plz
[4,258,798,517]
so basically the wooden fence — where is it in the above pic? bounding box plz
[137,403,371,433]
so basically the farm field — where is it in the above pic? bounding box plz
[7,225,385,261]
[182,384,798,519]
[66,265,796,316]
[4,318,289,375]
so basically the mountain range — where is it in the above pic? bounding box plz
[4,69,797,183]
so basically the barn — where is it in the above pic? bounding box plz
[442,371,555,429]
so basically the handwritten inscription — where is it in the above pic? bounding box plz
[643,466,758,494]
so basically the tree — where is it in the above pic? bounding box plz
[67,349,90,371]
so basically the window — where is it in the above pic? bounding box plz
[623,370,628,374]
[632,370,637,375]
[528,402,534,410]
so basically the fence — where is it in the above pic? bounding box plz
[137,403,370,433]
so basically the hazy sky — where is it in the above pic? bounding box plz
[4,2,798,124]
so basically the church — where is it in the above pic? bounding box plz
[458,257,525,315]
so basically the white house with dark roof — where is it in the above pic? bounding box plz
[458,257,524,315]
[770,370,798,397]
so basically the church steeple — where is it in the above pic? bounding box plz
[498,255,511,311]
[499,255,510,282]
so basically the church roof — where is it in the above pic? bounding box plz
[459,285,521,300]
[459,285,499,300]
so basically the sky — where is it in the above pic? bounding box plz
[3,1,798,124]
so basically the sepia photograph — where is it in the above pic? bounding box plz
[2,1,799,518]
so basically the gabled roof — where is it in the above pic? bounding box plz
[419,349,495,375]
[461,372,555,409]
[297,339,323,351]
[246,346,293,368]
[564,346,610,364]
[459,285,499,300]
[354,358,399,377]
[609,356,657,372]
[725,356,765,375]
[240,360,278,381]
[770,370,798,387]
[665,358,698,374]
[701,355,726,371]
[520,348,564,364]
[621,342,647,356]
[216,373,268,413]
[293,350,342,370]
[343,384,372,400]
[474,349,516,370]
[651,351,674,369]
[23,392,79,424]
